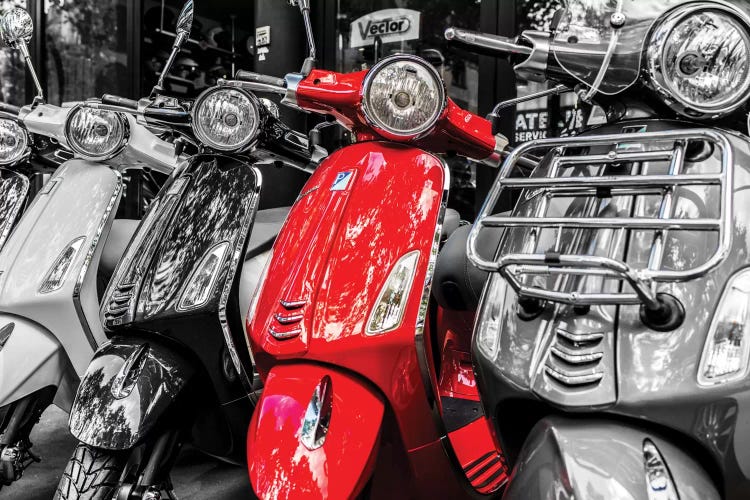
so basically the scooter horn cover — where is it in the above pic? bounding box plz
[247,363,385,500]
[68,336,194,450]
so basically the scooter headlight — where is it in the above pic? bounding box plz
[698,268,750,386]
[65,106,129,160]
[362,55,446,139]
[0,118,29,166]
[192,87,260,152]
[366,250,420,335]
[647,5,750,118]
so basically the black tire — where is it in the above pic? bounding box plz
[54,442,126,500]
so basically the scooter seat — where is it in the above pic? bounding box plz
[100,218,140,283]
[245,207,290,260]
[432,219,506,311]
[442,208,461,242]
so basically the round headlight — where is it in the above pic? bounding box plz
[192,87,260,152]
[362,55,446,139]
[647,5,750,118]
[65,106,129,160]
[0,118,29,166]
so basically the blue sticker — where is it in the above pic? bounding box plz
[331,171,354,191]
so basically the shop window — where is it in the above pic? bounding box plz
[0,0,27,106]
[333,0,482,219]
[141,0,253,98]
[44,0,129,104]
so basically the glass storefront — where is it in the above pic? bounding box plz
[44,0,129,104]
[0,0,27,106]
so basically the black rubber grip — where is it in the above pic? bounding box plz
[0,102,21,115]
[234,70,285,88]
[102,94,139,110]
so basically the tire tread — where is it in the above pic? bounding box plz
[54,443,124,500]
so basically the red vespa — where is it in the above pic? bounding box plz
[242,1,508,498]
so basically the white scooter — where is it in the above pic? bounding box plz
[0,8,183,488]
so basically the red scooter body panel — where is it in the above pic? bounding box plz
[248,363,384,500]
[248,141,446,451]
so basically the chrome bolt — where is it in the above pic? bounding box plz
[610,12,626,28]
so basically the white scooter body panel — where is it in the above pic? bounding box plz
[0,314,77,410]
[0,159,122,376]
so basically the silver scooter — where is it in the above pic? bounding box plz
[449,1,750,498]
[0,8,181,489]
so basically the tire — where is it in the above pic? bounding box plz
[54,442,126,500]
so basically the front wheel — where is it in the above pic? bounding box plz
[54,443,125,500]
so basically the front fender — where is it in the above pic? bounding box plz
[247,363,385,500]
[503,416,720,500]
[68,336,194,450]
[0,315,67,407]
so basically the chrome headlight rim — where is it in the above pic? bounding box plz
[64,104,130,161]
[0,116,30,167]
[361,54,447,139]
[191,86,262,153]
[646,3,750,118]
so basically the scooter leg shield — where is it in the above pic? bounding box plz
[247,363,385,500]
[68,336,194,450]
[502,416,720,500]
[0,315,66,407]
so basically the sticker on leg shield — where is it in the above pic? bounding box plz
[331,171,354,191]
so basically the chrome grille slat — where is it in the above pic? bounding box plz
[469,128,734,307]
[545,366,604,385]
[545,327,605,388]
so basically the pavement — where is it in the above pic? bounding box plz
[5,406,252,499]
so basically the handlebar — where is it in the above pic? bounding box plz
[444,27,532,57]
[102,94,139,110]
[0,102,21,116]
[229,70,287,96]
[235,70,286,88]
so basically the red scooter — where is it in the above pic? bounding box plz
[243,1,508,498]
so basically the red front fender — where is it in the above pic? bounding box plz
[247,363,385,500]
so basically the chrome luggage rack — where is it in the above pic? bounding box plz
[468,129,734,309]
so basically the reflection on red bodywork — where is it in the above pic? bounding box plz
[247,364,384,500]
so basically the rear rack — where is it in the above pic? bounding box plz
[468,129,734,309]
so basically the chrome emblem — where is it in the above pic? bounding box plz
[300,375,333,450]
[0,322,14,350]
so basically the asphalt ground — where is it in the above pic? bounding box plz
[5,406,251,499]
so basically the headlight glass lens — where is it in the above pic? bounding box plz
[651,9,750,114]
[193,88,260,151]
[65,107,128,159]
[363,56,445,138]
[698,268,750,386]
[0,118,28,166]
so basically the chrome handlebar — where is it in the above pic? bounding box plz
[444,27,531,56]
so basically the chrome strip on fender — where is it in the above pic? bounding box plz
[73,170,123,350]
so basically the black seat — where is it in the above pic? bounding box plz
[442,208,461,242]
[432,219,506,311]
[100,219,140,281]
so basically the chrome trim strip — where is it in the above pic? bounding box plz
[468,128,734,308]
[217,166,262,393]
[73,170,123,350]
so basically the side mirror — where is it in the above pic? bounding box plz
[176,0,194,38]
[152,0,194,96]
[0,8,44,104]
[0,7,32,48]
